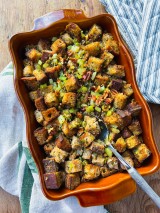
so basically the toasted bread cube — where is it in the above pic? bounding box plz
[55,134,71,152]
[29,90,40,101]
[34,110,44,124]
[33,69,48,84]
[133,144,151,163]
[122,150,134,159]
[115,137,127,153]
[107,157,119,170]
[104,38,119,55]
[69,118,81,130]
[90,142,105,154]
[126,136,141,149]
[71,136,81,150]
[50,146,68,163]
[116,109,132,127]
[101,51,114,67]
[34,127,48,145]
[100,166,117,177]
[39,85,53,96]
[21,77,39,91]
[102,33,113,43]
[110,79,123,91]
[82,164,100,181]
[114,93,127,109]
[79,132,95,147]
[44,92,59,108]
[87,24,102,41]
[65,23,81,41]
[107,65,125,78]
[121,127,132,139]
[41,50,53,62]
[26,49,42,61]
[62,92,76,107]
[128,120,142,136]
[51,38,66,53]
[37,39,50,51]
[62,121,77,137]
[65,159,82,173]
[42,107,59,123]
[82,149,92,160]
[83,42,101,56]
[84,116,101,136]
[35,97,46,111]
[65,173,80,190]
[126,102,142,116]
[43,142,55,155]
[44,172,64,189]
[92,154,105,166]
[88,57,103,72]
[123,84,133,97]
[45,65,61,79]
[43,158,59,173]
[23,65,33,77]
[65,76,78,92]
[94,74,109,86]
[120,157,134,170]
[61,33,73,45]
[103,112,123,129]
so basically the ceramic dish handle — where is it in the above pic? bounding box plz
[33,9,86,30]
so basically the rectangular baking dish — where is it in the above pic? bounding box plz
[9,9,160,207]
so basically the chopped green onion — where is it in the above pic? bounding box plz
[69,108,77,114]
[35,64,41,70]
[59,76,67,81]
[106,107,114,116]
[77,59,84,67]
[91,72,97,80]
[81,104,88,107]
[99,86,105,93]
[67,45,72,50]
[105,148,113,157]
[49,79,54,85]
[58,115,65,125]
[52,37,57,42]
[40,83,47,89]
[38,60,42,65]
[43,63,49,68]
[78,86,88,93]
[86,105,94,113]
[52,53,58,59]
[95,106,101,112]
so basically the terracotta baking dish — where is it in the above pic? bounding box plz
[9,9,160,207]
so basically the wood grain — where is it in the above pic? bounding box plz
[0,0,159,213]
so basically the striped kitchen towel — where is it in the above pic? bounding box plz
[100,0,160,104]
[0,63,107,213]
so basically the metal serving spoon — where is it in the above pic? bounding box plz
[98,119,160,209]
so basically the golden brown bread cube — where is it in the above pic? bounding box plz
[65,159,82,173]
[43,142,55,155]
[65,76,78,92]
[100,166,117,178]
[122,150,134,159]
[103,112,123,129]
[94,74,109,86]
[84,116,101,136]
[107,65,125,78]
[61,33,73,45]
[44,92,59,108]
[35,97,46,111]
[65,23,82,41]
[65,173,80,190]
[45,65,61,79]
[100,51,114,67]
[42,107,59,123]
[51,38,66,54]
[115,137,127,153]
[55,134,72,152]
[113,93,127,109]
[102,33,113,44]
[29,90,40,101]
[50,146,68,163]
[71,136,81,150]
[120,157,134,170]
[82,149,92,160]
[126,135,141,149]
[43,172,64,189]
[104,38,119,55]
[26,48,42,61]
[133,144,151,163]
[82,164,100,181]
[107,157,119,170]
[123,84,133,97]
[90,142,105,154]
[87,24,102,42]
[21,77,39,91]
[34,110,44,124]
[87,57,104,72]
[62,121,77,137]
[39,85,53,97]
[33,69,48,84]
[23,65,33,77]
[43,158,59,173]
[34,127,48,145]
[69,118,81,130]
[92,154,105,166]
[83,42,101,56]
[62,92,77,107]
[116,109,132,128]
[79,132,95,147]
[128,120,142,136]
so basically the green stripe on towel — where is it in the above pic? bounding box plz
[23,147,38,174]
[1,71,13,76]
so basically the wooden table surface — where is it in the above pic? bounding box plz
[0,0,160,212]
